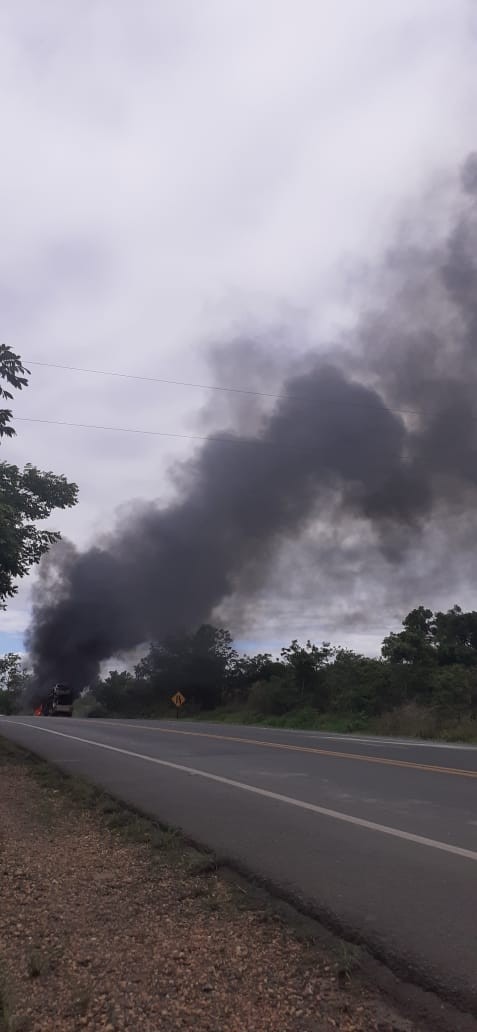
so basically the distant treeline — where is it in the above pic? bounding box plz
[1,605,476,739]
[80,605,477,739]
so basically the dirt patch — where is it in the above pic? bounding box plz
[0,741,429,1031]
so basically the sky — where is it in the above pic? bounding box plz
[1,0,476,659]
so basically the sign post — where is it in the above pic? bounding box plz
[171,691,186,718]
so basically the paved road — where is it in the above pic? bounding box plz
[1,716,476,1013]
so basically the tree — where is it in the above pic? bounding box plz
[381,606,436,666]
[326,649,396,717]
[248,672,298,716]
[187,625,238,709]
[223,652,284,704]
[0,652,31,714]
[281,638,335,709]
[93,670,137,714]
[433,606,477,667]
[429,666,477,719]
[0,344,78,606]
[134,625,238,710]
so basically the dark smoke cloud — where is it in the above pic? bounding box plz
[27,153,477,692]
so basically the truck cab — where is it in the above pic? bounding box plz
[43,684,73,717]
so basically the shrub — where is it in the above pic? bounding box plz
[248,675,299,716]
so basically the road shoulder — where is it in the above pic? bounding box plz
[0,736,474,1032]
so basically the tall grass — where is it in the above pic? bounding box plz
[196,702,477,742]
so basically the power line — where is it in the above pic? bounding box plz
[24,358,421,418]
[13,414,402,450]
[11,415,296,449]
[25,359,291,402]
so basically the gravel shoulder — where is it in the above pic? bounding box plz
[0,737,467,1032]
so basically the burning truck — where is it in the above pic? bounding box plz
[34,684,73,717]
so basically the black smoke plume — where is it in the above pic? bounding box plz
[27,154,477,693]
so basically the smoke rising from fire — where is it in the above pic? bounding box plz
[27,154,477,692]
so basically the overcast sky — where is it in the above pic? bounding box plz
[1,1,476,657]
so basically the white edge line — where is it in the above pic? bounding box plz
[2,719,477,864]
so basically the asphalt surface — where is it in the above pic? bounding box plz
[1,716,476,1014]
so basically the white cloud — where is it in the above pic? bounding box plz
[0,604,30,635]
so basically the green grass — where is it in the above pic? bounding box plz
[196,706,369,734]
[183,850,218,877]
[193,702,477,743]
[334,942,361,987]
[71,697,477,743]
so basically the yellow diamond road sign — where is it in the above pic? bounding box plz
[171,691,186,707]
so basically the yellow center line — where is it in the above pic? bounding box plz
[97,721,477,779]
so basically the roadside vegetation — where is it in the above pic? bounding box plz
[73,605,477,742]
